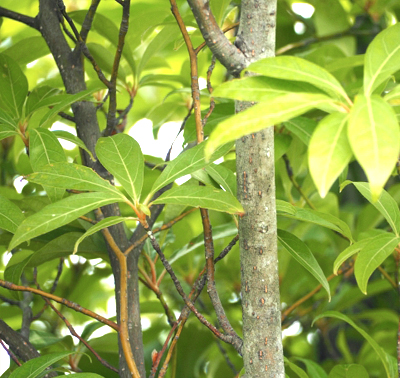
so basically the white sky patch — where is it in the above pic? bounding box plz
[13,176,29,194]
[2,251,11,266]
[50,121,77,150]
[0,343,10,375]
[294,21,306,35]
[291,2,315,18]
[26,59,38,69]
[282,320,302,339]
[198,77,207,90]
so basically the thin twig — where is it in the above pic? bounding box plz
[0,7,39,30]
[0,338,21,366]
[202,55,216,126]
[80,0,101,42]
[0,279,118,331]
[0,294,19,306]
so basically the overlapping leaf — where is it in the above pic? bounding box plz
[96,134,144,203]
[152,185,244,215]
[348,95,400,199]
[150,141,234,196]
[9,192,124,250]
[204,163,236,196]
[333,238,371,275]
[278,230,331,300]
[52,130,95,160]
[205,93,342,158]
[0,195,25,233]
[309,113,352,198]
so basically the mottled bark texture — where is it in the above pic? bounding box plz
[38,1,145,376]
[236,1,284,377]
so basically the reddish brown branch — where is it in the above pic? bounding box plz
[0,338,21,366]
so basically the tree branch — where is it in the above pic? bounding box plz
[0,7,39,30]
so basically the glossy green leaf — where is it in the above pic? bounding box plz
[52,130,95,160]
[4,251,32,288]
[205,93,342,158]
[213,76,324,102]
[284,357,309,378]
[328,364,369,378]
[313,311,394,378]
[354,233,400,294]
[149,141,233,197]
[27,162,124,198]
[364,22,400,95]
[9,192,124,250]
[9,351,76,378]
[283,117,317,145]
[38,86,104,128]
[204,163,236,196]
[277,200,353,241]
[278,230,331,300]
[74,216,135,254]
[333,238,371,275]
[0,53,28,120]
[29,128,66,202]
[0,108,18,129]
[247,56,349,102]
[309,112,352,198]
[152,185,244,215]
[25,86,61,116]
[352,181,400,236]
[0,195,25,233]
[96,134,144,203]
[348,95,400,199]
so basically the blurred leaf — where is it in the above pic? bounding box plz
[25,86,61,116]
[364,22,400,95]
[9,351,76,378]
[277,200,353,241]
[247,56,349,101]
[293,357,328,378]
[96,134,144,203]
[152,185,244,215]
[0,194,24,233]
[275,133,292,161]
[149,141,233,196]
[67,374,106,378]
[278,230,331,300]
[0,108,18,128]
[4,251,32,286]
[2,36,50,66]
[0,53,28,120]
[354,232,400,294]
[309,112,352,198]
[348,95,400,199]
[328,364,369,378]
[284,357,309,378]
[313,311,394,378]
[29,128,66,202]
[29,329,65,349]
[205,93,342,158]
[9,192,125,250]
[283,117,317,146]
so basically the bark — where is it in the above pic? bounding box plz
[190,0,285,376]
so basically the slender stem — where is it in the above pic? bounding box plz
[0,7,39,29]
[0,339,21,366]
[0,279,118,330]
[80,0,101,42]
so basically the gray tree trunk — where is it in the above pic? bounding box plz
[236,1,285,377]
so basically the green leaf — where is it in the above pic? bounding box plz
[27,162,124,198]
[74,216,134,254]
[205,93,342,158]
[9,192,124,250]
[9,351,76,378]
[96,134,144,203]
[344,181,400,236]
[313,311,394,378]
[275,133,292,161]
[333,238,371,275]
[348,95,400,199]
[204,163,236,196]
[29,128,66,202]
[213,76,325,102]
[38,86,104,128]
[283,117,317,146]
[354,232,400,294]
[247,56,349,102]
[52,130,95,160]
[309,112,352,198]
[364,22,400,95]
[278,230,331,300]
[276,200,353,241]
[149,141,233,197]
[0,108,18,128]
[0,53,28,120]
[0,194,25,233]
[293,358,328,378]
[66,374,106,378]
[25,86,61,116]
[4,252,32,287]
[152,185,244,215]
[284,357,310,378]
[328,364,369,378]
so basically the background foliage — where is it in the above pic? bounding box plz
[1,0,400,377]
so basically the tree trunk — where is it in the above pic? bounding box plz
[236,1,285,377]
